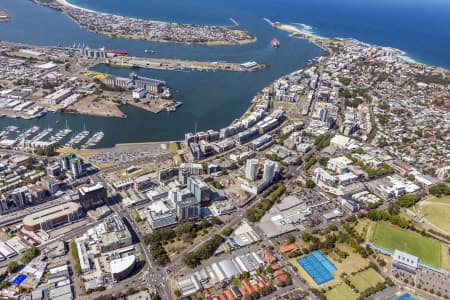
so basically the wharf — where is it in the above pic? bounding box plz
[106,57,267,72]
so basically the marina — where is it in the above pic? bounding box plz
[64,130,90,148]
[81,131,104,149]
[31,127,53,141]
[48,128,72,143]
[0,122,106,150]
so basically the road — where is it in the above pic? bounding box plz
[0,149,59,161]
[108,196,171,300]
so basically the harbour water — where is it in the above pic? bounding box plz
[0,0,449,147]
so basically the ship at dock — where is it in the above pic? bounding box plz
[106,49,127,57]
[166,101,183,112]
[64,44,128,58]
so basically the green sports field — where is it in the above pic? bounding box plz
[425,195,450,204]
[371,222,441,268]
[423,204,450,234]
[325,283,358,300]
[349,268,385,291]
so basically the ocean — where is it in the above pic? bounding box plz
[0,0,448,147]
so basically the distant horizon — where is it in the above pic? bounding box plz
[64,0,450,69]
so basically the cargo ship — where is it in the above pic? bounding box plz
[272,38,280,48]
[106,50,128,56]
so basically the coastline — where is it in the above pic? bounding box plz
[264,17,449,71]
[54,0,95,12]
[32,0,256,46]
[91,29,257,46]
[2,6,448,150]
[263,18,330,54]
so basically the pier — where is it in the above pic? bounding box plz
[0,124,105,150]
[106,56,268,72]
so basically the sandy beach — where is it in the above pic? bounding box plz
[263,18,316,39]
[54,0,96,13]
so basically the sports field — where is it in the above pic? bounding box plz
[371,222,441,268]
[422,203,450,234]
[349,268,384,291]
[425,195,450,204]
[325,283,358,300]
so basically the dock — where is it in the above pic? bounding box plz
[106,57,268,72]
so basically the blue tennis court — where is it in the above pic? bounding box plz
[297,250,336,285]
[396,294,418,300]
[11,274,27,286]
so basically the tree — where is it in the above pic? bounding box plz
[303,156,317,171]
[211,181,223,189]
[301,232,312,242]
[21,247,38,265]
[388,202,400,215]
[7,261,19,274]
[24,157,34,170]
[173,290,181,298]
[429,183,450,197]
[398,194,419,207]
[221,227,233,237]
[285,234,295,244]
[210,216,223,225]
[305,179,316,189]
[0,281,10,289]
[318,157,329,167]
[183,235,224,268]
[70,241,81,275]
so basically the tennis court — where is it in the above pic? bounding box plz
[297,250,337,285]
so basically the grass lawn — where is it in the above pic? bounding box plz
[422,203,450,234]
[371,222,441,268]
[330,244,369,274]
[290,244,368,290]
[354,219,371,239]
[348,268,384,292]
[441,245,450,271]
[424,195,450,204]
[325,283,358,300]
[164,239,189,258]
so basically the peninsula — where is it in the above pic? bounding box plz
[32,0,256,45]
